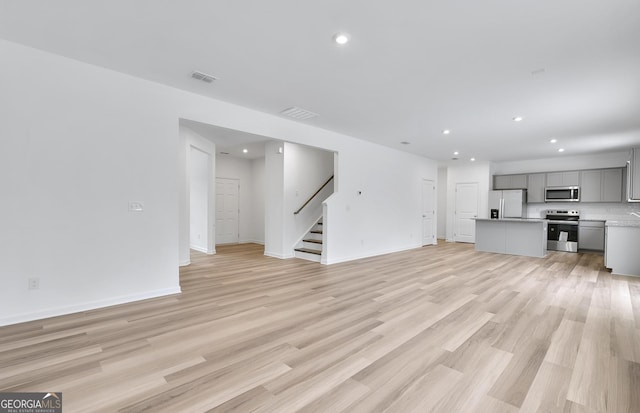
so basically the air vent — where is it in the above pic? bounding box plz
[191,71,218,83]
[280,106,319,120]
[400,141,411,145]
[219,151,230,155]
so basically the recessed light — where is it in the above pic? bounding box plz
[333,33,350,45]
[550,138,557,143]
[470,157,476,162]
[400,141,411,145]
[243,149,248,153]
[558,148,565,152]
[443,129,451,135]
[453,151,459,155]
[512,116,524,122]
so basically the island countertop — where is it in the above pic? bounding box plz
[474,218,546,223]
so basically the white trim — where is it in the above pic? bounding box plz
[324,244,423,265]
[190,245,209,253]
[0,286,182,327]
[239,239,265,245]
[179,259,191,266]
[264,251,295,259]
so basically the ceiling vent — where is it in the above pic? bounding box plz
[191,71,218,83]
[280,106,319,120]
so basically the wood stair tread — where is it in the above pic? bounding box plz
[310,230,323,234]
[295,248,322,255]
[303,239,322,244]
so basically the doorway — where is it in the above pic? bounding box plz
[454,182,478,243]
[422,179,436,246]
[216,178,240,244]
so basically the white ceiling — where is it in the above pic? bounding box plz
[2,0,639,162]
[181,119,271,160]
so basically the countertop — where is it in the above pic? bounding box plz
[475,218,546,223]
[605,220,640,228]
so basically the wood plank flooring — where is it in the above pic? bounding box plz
[1,242,640,412]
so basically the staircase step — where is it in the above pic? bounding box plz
[303,239,322,245]
[310,230,323,234]
[295,247,322,255]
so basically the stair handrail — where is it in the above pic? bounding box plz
[293,175,334,215]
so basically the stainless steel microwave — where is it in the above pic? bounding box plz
[545,186,580,202]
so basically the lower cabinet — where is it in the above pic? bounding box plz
[578,221,605,251]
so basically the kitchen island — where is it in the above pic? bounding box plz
[475,218,548,258]
[605,220,640,276]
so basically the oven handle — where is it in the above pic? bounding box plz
[546,220,579,225]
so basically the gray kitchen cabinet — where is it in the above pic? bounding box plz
[546,171,580,187]
[580,168,623,203]
[628,147,640,202]
[579,221,605,251]
[580,170,603,202]
[603,168,623,202]
[494,174,527,190]
[527,173,546,203]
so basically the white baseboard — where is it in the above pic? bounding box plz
[190,245,208,253]
[239,239,265,245]
[325,244,423,265]
[264,251,295,259]
[0,286,182,327]
[179,259,191,266]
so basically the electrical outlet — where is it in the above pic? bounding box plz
[28,278,40,290]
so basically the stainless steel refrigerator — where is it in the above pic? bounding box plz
[489,190,527,218]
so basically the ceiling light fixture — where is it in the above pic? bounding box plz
[453,151,459,155]
[558,148,565,153]
[443,129,451,135]
[333,32,350,45]
[470,157,476,162]
[512,116,523,122]
[550,138,557,143]
[243,149,248,153]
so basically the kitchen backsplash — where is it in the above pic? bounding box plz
[527,203,640,221]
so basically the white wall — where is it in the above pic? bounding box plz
[264,141,286,257]
[251,158,266,243]
[0,38,439,326]
[284,142,334,253]
[437,167,448,239]
[445,162,491,242]
[179,125,215,265]
[189,147,209,252]
[324,144,438,264]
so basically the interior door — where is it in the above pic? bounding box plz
[215,178,239,244]
[422,179,435,246]
[455,182,479,243]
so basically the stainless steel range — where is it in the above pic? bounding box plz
[546,210,580,252]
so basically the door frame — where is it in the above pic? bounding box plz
[422,178,436,246]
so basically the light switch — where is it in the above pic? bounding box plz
[128,201,144,212]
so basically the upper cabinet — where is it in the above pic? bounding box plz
[527,173,546,203]
[629,147,640,202]
[546,171,580,187]
[581,168,623,203]
[494,174,527,190]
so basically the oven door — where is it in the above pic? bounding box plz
[547,222,579,252]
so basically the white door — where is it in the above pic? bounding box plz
[216,178,239,244]
[455,182,479,243]
[422,179,435,246]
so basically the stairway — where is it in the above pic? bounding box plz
[294,219,323,262]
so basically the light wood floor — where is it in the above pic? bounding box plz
[1,243,640,412]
